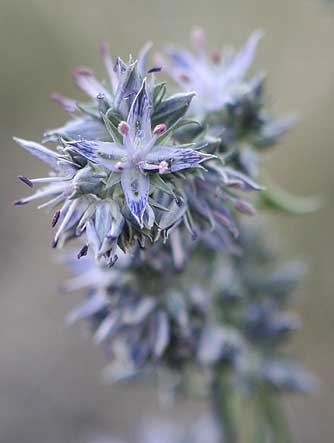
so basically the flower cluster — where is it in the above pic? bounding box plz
[63,227,314,395]
[15,42,265,265]
[14,28,313,443]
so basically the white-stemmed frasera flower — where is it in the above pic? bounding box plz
[14,76,214,265]
[68,79,215,228]
[159,27,263,115]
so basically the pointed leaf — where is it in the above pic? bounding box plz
[151,91,196,128]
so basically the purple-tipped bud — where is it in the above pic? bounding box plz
[159,160,169,174]
[18,175,33,188]
[153,123,167,136]
[118,121,130,136]
[51,210,61,228]
[77,244,89,259]
[234,199,256,216]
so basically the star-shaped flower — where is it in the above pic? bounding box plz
[159,28,263,114]
[68,79,215,227]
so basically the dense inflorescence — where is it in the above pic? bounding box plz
[14,29,313,443]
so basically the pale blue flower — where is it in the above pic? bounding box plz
[68,79,215,227]
[160,28,263,114]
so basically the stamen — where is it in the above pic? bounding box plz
[77,244,89,259]
[115,161,125,171]
[147,67,162,74]
[51,210,61,228]
[18,175,33,188]
[159,161,169,174]
[118,121,130,136]
[153,123,167,135]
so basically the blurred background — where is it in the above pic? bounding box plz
[0,0,333,442]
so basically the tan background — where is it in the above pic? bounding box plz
[0,0,333,441]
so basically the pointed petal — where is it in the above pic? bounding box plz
[146,145,214,172]
[73,67,112,103]
[67,291,109,324]
[86,219,101,254]
[100,42,118,92]
[113,60,142,116]
[166,47,197,71]
[152,311,170,358]
[51,94,77,113]
[67,140,124,165]
[121,168,149,227]
[127,79,152,146]
[225,167,264,191]
[94,202,113,243]
[13,137,59,170]
[223,31,263,84]
[94,313,120,343]
[137,41,153,75]
[44,117,110,142]
[122,297,156,325]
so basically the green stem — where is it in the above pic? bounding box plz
[211,370,238,443]
[256,387,292,443]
